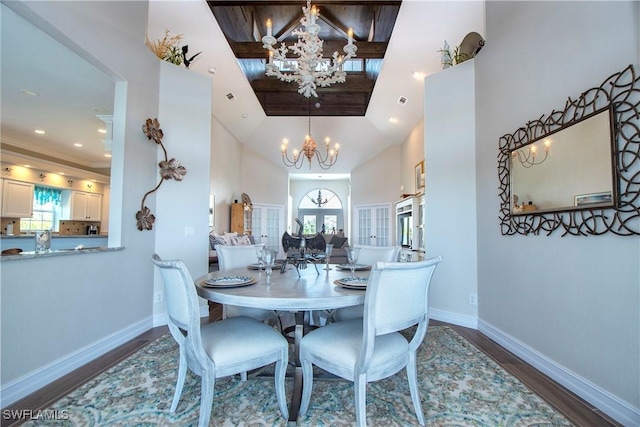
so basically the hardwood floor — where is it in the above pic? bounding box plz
[1,320,621,427]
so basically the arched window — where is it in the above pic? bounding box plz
[299,189,342,209]
[298,189,343,234]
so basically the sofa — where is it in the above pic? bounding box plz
[210,231,350,266]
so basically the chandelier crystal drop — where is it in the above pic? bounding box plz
[281,115,340,170]
[262,0,357,98]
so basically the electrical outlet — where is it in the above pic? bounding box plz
[468,293,478,306]
[154,291,163,303]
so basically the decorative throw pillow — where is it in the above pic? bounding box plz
[224,232,238,244]
[330,235,348,249]
[210,233,228,249]
[231,234,252,246]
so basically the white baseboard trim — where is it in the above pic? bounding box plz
[478,320,640,427]
[429,308,478,330]
[1,316,153,408]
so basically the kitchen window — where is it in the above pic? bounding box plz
[20,186,62,232]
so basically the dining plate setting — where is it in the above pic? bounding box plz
[203,276,257,287]
[335,277,368,289]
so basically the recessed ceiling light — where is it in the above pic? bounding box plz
[98,129,107,134]
[74,143,83,147]
[58,172,65,175]
[208,67,217,74]
[24,164,31,168]
[242,113,248,118]
[104,153,112,158]
[412,71,425,80]
[20,89,39,96]
[388,117,398,123]
[34,129,45,134]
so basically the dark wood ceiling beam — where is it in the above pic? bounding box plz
[209,1,401,6]
[367,11,375,41]
[229,40,387,58]
[274,13,304,42]
[316,9,350,39]
[250,76,374,92]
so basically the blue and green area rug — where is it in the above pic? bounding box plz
[24,326,572,426]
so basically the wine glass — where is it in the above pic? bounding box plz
[255,246,265,269]
[345,247,360,279]
[263,249,277,283]
[323,243,334,270]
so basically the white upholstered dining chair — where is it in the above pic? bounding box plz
[330,244,401,322]
[298,256,443,427]
[151,254,289,427]
[215,244,281,325]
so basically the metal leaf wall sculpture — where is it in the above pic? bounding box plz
[137,118,187,231]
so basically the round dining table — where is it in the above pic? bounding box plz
[194,263,369,424]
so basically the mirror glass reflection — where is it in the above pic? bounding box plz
[510,108,616,214]
[1,2,115,177]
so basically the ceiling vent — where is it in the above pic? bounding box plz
[226,93,235,101]
[397,96,408,106]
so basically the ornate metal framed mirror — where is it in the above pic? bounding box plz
[498,65,640,236]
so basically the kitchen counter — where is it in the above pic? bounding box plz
[0,246,123,261]
[0,234,109,253]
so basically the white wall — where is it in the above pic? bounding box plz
[240,146,289,216]
[401,120,425,195]
[424,59,478,328]
[153,61,212,323]
[210,116,243,234]
[351,145,401,207]
[475,1,639,424]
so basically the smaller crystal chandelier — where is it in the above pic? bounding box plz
[309,189,330,208]
[281,114,339,169]
[512,139,551,168]
[262,0,357,98]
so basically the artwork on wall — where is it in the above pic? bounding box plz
[136,118,188,231]
[415,160,425,194]
[574,192,612,207]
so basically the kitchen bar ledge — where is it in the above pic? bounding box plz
[0,246,123,261]
[1,234,108,253]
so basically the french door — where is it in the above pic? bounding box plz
[353,203,391,246]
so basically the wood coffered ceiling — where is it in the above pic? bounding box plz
[207,1,402,116]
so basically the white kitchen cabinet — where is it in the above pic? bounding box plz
[70,191,102,220]
[353,203,391,246]
[1,180,34,218]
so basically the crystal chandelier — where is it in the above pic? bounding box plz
[512,139,551,168]
[261,0,357,98]
[281,114,339,169]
